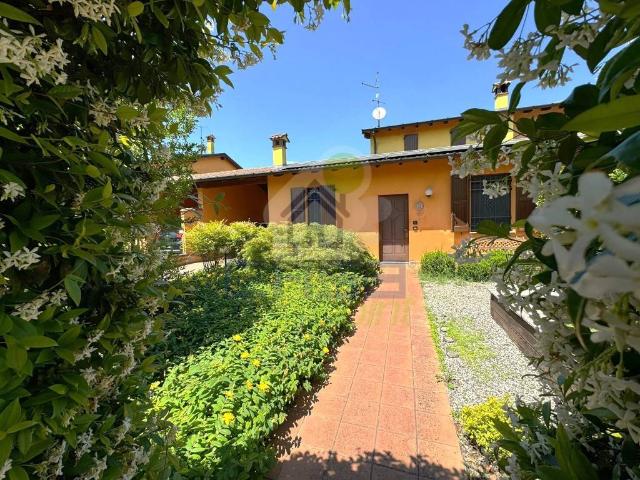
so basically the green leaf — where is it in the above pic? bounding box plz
[600,131,640,170]
[483,122,508,162]
[91,25,108,55]
[64,275,82,306]
[115,105,139,121]
[127,1,144,16]
[563,95,640,133]
[0,399,21,431]
[6,345,27,370]
[597,37,640,97]
[29,214,59,231]
[461,108,503,125]
[21,336,58,349]
[6,420,37,434]
[48,85,83,100]
[0,127,26,144]
[534,0,561,32]
[0,2,40,25]
[8,466,29,480]
[587,17,622,72]
[562,84,599,118]
[152,6,169,27]
[85,165,101,178]
[488,0,530,50]
[567,289,587,349]
[508,82,525,112]
[477,220,511,238]
[555,424,598,480]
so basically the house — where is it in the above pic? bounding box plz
[184,83,561,262]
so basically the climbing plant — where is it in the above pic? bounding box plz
[454,1,640,478]
[0,0,348,478]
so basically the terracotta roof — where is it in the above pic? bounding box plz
[361,102,561,138]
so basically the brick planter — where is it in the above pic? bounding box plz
[490,294,539,357]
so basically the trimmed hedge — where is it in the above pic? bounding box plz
[153,270,372,477]
[420,250,510,282]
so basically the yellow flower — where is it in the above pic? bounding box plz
[303,333,311,341]
[222,412,235,425]
[319,320,325,326]
[232,334,242,342]
[252,359,260,367]
[258,380,270,392]
[246,381,254,391]
[322,347,330,355]
[224,390,234,399]
[240,351,250,359]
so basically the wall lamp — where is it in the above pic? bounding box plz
[424,187,433,198]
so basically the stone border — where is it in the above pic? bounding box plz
[489,294,539,357]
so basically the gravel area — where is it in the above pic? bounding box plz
[422,280,543,413]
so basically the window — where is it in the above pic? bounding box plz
[470,174,511,231]
[403,134,418,151]
[450,129,466,146]
[290,185,336,225]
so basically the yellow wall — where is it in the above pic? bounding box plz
[192,155,238,174]
[370,105,562,154]
[199,183,268,223]
[372,122,459,154]
[267,159,459,261]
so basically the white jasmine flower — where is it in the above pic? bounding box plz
[482,177,510,198]
[1,182,24,201]
[49,289,68,306]
[0,459,11,480]
[49,0,119,25]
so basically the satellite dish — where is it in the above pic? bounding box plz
[372,106,387,121]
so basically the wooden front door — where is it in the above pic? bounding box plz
[378,194,409,262]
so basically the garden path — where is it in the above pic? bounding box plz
[270,265,464,479]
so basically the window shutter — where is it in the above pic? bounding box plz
[451,175,469,230]
[403,134,418,151]
[320,185,336,226]
[291,187,306,223]
[516,186,536,221]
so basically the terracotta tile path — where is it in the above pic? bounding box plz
[270,265,465,479]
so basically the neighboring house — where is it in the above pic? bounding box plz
[185,84,561,262]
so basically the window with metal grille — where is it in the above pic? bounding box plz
[403,134,418,151]
[290,185,336,225]
[470,174,511,231]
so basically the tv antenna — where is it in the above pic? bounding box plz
[362,72,386,127]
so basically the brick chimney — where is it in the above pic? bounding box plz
[206,134,215,154]
[270,133,289,166]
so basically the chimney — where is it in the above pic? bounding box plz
[206,134,215,154]
[270,133,289,166]
[492,81,510,111]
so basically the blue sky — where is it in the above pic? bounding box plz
[195,0,594,168]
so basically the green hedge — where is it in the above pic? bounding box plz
[152,270,372,477]
[420,250,510,281]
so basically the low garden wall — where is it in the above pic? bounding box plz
[489,293,539,358]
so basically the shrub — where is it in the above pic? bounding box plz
[154,268,276,369]
[420,249,509,281]
[186,221,234,263]
[266,223,380,278]
[153,270,369,477]
[420,251,457,277]
[460,396,510,452]
[228,222,263,258]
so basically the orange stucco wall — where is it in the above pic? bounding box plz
[192,155,238,174]
[268,159,465,261]
[199,183,268,223]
